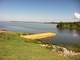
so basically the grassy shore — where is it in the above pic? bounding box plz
[0,32,77,60]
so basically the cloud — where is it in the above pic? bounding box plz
[74,12,80,19]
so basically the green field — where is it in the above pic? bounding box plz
[0,32,76,60]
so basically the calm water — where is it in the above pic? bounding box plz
[0,21,80,46]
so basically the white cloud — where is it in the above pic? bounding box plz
[74,12,80,19]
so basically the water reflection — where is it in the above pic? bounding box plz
[72,30,79,37]
[0,25,5,29]
[57,28,80,37]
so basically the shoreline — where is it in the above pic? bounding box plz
[39,43,80,58]
[0,30,80,52]
[0,30,80,59]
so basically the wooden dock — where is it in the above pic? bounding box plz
[21,32,56,40]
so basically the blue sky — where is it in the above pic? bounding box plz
[0,0,80,22]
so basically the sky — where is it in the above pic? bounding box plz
[0,0,80,22]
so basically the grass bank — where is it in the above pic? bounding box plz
[0,32,76,60]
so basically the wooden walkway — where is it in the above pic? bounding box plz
[21,32,56,40]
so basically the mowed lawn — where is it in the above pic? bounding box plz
[0,33,76,60]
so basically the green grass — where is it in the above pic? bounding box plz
[0,33,76,60]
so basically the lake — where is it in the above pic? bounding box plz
[0,21,80,46]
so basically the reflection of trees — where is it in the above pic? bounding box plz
[57,28,80,36]
[72,29,80,36]
[57,28,73,33]
[75,29,80,36]
[57,28,64,33]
